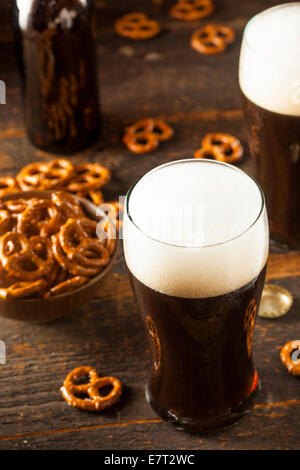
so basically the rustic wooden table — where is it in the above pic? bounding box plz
[0,0,299,450]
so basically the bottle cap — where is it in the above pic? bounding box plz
[258,284,293,319]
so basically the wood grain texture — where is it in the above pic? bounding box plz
[267,253,300,281]
[0,0,299,450]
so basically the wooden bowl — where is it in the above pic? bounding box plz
[0,190,119,323]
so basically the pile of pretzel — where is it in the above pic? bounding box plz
[114,1,235,55]
[0,192,115,300]
[0,158,111,207]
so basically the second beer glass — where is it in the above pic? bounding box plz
[239,3,300,248]
[124,159,269,432]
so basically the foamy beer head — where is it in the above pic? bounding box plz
[239,3,300,116]
[124,159,269,298]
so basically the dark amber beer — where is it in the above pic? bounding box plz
[124,160,269,432]
[239,3,300,249]
[12,0,101,154]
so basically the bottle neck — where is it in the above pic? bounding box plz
[13,0,91,33]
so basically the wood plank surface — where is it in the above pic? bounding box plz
[0,0,299,450]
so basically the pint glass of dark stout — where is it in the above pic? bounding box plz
[123,159,269,432]
[239,3,300,249]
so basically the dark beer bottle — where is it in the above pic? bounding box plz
[12,0,101,154]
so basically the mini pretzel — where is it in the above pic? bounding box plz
[4,236,53,282]
[201,132,243,163]
[0,177,19,198]
[88,377,123,410]
[87,189,104,206]
[0,230,52,284]
[17,199,58,238]
[103,201,124,230]
[96,218,117,256]
[44,275,89,298]
[52,233,101,277]
[59,218,97,258]
[17,162,48,190]
[2,199,30,214]
[0,279,46,300]
[29,236,54,266]
[125,118,174,142]
[67,163,111,193]
[194,146,221,160]
[170,0,214,21]
[280,340,300,376]
[58,217,111,270]
[74,239,110,269]
[0,232,28,263]
[191,24,235,55]
[51,191,85,219]
[115,13,160,40]
[61,366,122,411]
[123,131,158,154]
[17,159,75,191]
[39,207,66,237]
[39,260,61,295]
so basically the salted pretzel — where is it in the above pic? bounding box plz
[0,232,29,264]
[87,189,104,206]
[58,218,97,257]
[2,199,30,214]
[280,340,300,376]
[67,163,111,193]
[170,0,214,21]
[1,233,53,282]
[104,201,124,230]
[61,366,122,411]
[191,24,235,55]
[51,233,102,277]
[59,218,111,269]
[115,13,161,40]
[194,146,222,160]
[125,118,174,142]
[96,216,117,256]
[0,279,46,300]
[201,132,243,163]
[2,248,50,282]
[45,275,89,298]
[17,158,75,191]
[38,260,61,295]
[0,177,19,198]
[51,191,85,219]
[123,118,173,154]
[123,131,159,154]
[17,199,63,238]
[74,239,110,269]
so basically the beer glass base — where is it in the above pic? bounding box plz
[145,379,260,434]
